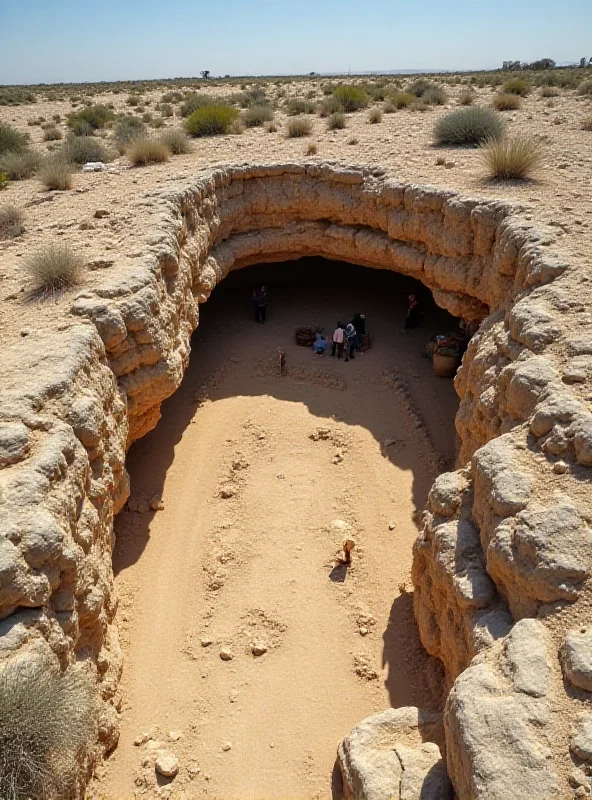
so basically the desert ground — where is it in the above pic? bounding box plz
[1,70,592,799]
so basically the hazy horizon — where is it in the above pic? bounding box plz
[1,0,590,86]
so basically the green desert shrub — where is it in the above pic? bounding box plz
[332,84,367,112]
[480,135,545,180]
[0,652,96,799]
[492,93,521,111]
[577,80,592,97]
[541,86,559,98]
[185,105,239,136]
[434,106,505,145]
[61,135,109,164]
[127,137,170,165]
[161,91,183,103]
[386,91,414,110]
[39,159,74,190]
[0,150,42,180]
[126,94,141,106]
[67,104,114,131]
[160,127,192,154]
[327,112,346,130]
[582,116,592,131]
[25,244,83,292]
[407,78,436,97]
[0,124,29,156]
[368,107,382,123]
[43,126,62,141]
[156,102,174,117]
[305,141,318,155]
[68,119,94,137]
[286,98,315,115]
[458,88,475,105]
[502,77,530,96]
[422,85,447,105]
[318,96,343,117]
[114,116,147,152]
[243,105,274,127]
[0,205,24,240]
[238,88,269,108]
[286,117,313,137]
[180,93,220,117]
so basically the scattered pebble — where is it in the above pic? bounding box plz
[219,648,233,661]
[388,522,396,531]
[200,637,213,647]
[222,742,232,752]
[359,627,369,637]
[553,460,567,474]
[251,641,268,657]
[155,751,179,778]
[167,730,182,742]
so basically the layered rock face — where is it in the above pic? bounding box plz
[0,162,590,797]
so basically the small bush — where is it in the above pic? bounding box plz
[347,136,358,145]
[43,126,62,142]
[160,127,192,154]
[127,137,170,165]
[406,78,435,97]
[305,142,318,155]
[577,80,592,97]
[332,84,367,112]
[0,173,8,190]
[238,88,269,108]
[161,91,183,103]
[0,652,96,799]
[582,116,592,132]
[502,77,530,96]
[0,150,42,180]
[286,98,315,115]
[156,102,174,117]
[114,116,147,153]
[180,93,220,117]
[0,125,29,156]
[0,205,24,239]
[492,93,521,111]
[286,117,313,137]
[541,86,559,98]
[318,96,343,117]
[327,112,346,130]
[61,135,109,165]
[68,119,94,137]
[386,91,414,110]
[458,88,475,105]
[368,107,382,124]
[67,104,114,131]
[422,86,447,105]
[39,159,74,191]
[243,105,274,127]
[410,100,431,112]
[264,121,278,133]
[434,106,505,146]
[185,105,239,137]
[126,94,141,106]
[480,136,545,180]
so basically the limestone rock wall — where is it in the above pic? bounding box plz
[0,162,590,797]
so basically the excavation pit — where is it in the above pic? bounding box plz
[1,162,589,800]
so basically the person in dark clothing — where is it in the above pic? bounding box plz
[404,294,420,331]
[344,323,358,361]
[352,313,366,353]
[252,285,267,323]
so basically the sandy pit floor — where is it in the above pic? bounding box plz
[90,261,457,799]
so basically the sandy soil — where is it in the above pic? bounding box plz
[1,78,592,348]
[90,262,457,799]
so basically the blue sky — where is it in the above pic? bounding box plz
[1,0,590,85]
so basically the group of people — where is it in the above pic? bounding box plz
[313,313,367,361]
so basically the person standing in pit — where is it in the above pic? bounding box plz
[404,294,420,331]
[344,323,358,361]
[331,322,345,358]
[252,285,268,323]
[352,313,366,352]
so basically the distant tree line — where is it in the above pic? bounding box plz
[502,57,592,71]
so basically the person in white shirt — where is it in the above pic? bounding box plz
[331,322,345,358]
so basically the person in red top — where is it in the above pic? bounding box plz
[404,294,420,331]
